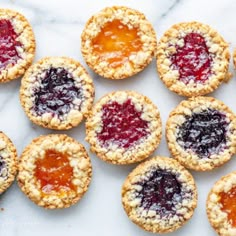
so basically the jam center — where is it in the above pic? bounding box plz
[92,19,143,68]
[0,156,7,179]
[0,19,22,70]
[137,170,182,216]
[171,33,212,84]
[33,67,82,117]
[35,149,76,194]
[220,187,236,227]
[97,99,149,149]
[177,109,228,158]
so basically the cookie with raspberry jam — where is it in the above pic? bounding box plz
[20,57,94,130]
[86,91,162,164]
[166,96,236,171]
[207,171,236,236]
[81,6,157,80]
[17,134,92,209]
[0,131,17,194]
[122,156,197,233]
[0,9,35,82]
[157,22,230,97]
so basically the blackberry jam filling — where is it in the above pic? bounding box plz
[137,170,182,216]
[171,33,212,84]
[33,67,82,117]
[97,99,149,148]
[177,109,228,158]
[0,156,7,178]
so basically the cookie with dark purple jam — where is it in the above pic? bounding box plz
[20,57,94,130]
[122,156,197,233]
[86,91,162,164]
[166,96,236,171]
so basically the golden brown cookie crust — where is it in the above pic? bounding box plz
[166,96,236,171]
[81,6,157,80]
[20,57,95,130]
[0,131,17,194]
[157,21,230,97]
[86,90,162,164]
[207,171,236,236]
[122,156,197,233]
[0,8,35,82]
[17,134,92,209]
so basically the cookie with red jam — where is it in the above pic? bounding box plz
[166,96,236,171]
[81,6,157,80]
[207,171,236,236]
[0,9,35,82]
[157,22,230,97]
[20,57,94,130]
[86,91,162,164]
[17,134,92,209]
[0,132,17,194]
[122,156,197,233]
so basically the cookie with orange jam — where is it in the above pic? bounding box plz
[17,134,92,209]
[0,9,35,82]
[157,22,230,97]
[81,6,157,79]
[207,171,236,235]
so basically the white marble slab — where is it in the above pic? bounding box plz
[0,0,236,235]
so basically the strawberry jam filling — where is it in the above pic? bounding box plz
[97,99,149,149]
[35,149,76,194]
[92,20,142,68]
[0,19,22,70]
[171,33,212,84]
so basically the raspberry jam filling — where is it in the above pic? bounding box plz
[0,19,22,70]
[97,99,149,149]
[92,20,142,68]
[35,149,76,194]
[171,33,212,84]
[33,67,82,117]
[219,187,236,227]
[177,109,228,158]
[0,156,7,178]
[136,170,182,216]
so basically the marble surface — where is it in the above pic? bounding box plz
[0,0,236,235]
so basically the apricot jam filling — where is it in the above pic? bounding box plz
[92,20,143,68]
[219,187,236,227]
[35,149,76,194]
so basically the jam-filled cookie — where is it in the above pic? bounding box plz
[207,171,236,236]
[0,9,35,82]
[122,156,197,233]
[20,57,94,130]
[86,91,162,164]
[17,134,92,209]
[81,6,157,80]
[166,96,236,171]
[0,132,17,194]
[157,21,230,97]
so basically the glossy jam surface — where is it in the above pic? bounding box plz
[171,33,212,84]
[0,19,22,70]
[33,67,82,117]
[0,156,6,178]
[220,187,236,227]
[137,170,182,216]
[92,20,142,68]
[97,99,149,149]
[177,109,228,158]
[35,149,75,194]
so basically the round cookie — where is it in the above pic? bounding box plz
[122,156,197,233]
[20,57,95,130]
[166,96,236,171]
[157,21,230,97]
[86,91,162,164]
[0,131,17,194]
[81,6,157,80]
[0,8,35,82]
[17,134,92,209]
